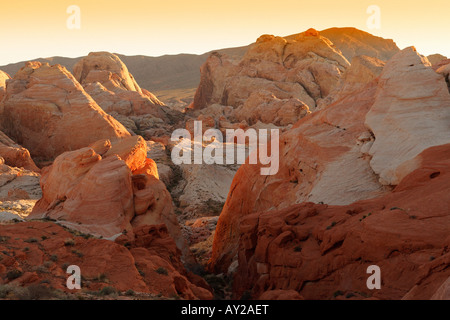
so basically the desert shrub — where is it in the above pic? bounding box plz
[333,290,344,298]
[99,286,117,296]
[6,269,23,280]
[18,285,54,300]
[155,267,168,276]
[24,238,38,243]
[125,289,135,296]
[71,249,84,258]
[95,273,108,282]
[64,238,75,246]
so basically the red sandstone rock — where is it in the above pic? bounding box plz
[209,80,385,272]
[319,27,400,62]
[191,28,350,112]
[0,221,212,299]
[232,90,310,126]
[258,290,304,300]
[230,144,450,300]
[73,52,166,118]
[365,47,450,185]
[27,136,194,265]
[0,62,130,162]
[0,130,39,172]
[0,70,10,102]
[209,47,450,275]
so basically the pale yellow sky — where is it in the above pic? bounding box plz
[0,0,449,65]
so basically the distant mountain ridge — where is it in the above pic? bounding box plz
[0,46,248,93]
[4,27,442,106]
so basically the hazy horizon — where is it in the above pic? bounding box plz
[1,0,449,66]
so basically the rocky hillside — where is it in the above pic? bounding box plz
[0,27,449,300]
[208,45,450,299]
[0,27,402,109]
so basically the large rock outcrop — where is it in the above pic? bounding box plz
[191,27,400,127]
[365,47,450,185]
[27,135,194,265]
[0,70,10,102]
[72,52,183,137]
[0,130,39,172]
[210,78,384,273]
[317,55,385,109]
[319,27,399,62]
[191,28,350,115]
[0,221,212,299]
[0,160,41,222]
[427,54,448,66]
[231,144,450,300]
[0,62,130,162]
[73,52,166,117]
[209,47,450,276]
[73,52,146,94]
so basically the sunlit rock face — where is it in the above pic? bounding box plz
[231,144,450,300]
[191,29,350,114]
[189,27,400,135]
[27,136,195,266]
[319,27,400,62]
[0,221,213,299]
[365,47,450,186]
[72,51,182,138]
[209,47,450,284]
[0,130,39,172]
[0,61,130,162]
[73,52,166,117]
[0,70,10,102]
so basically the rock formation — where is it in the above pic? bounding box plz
[232,91,310,126]
[0,27,448,301]
[319,27,399,62]
[27,135,194,265]
[0,221,212,299]
[191,28,350,115]
[365,47,450,185]
[0,160,41,221]
[209,47,450,288]
[0,130,39,172]
[72,52,180,136]
[231,144,450,299]
[0,62,130,162]
[73,52,165,116]
[435,59,450,92]
[427,54,448,66]
[317,55,385,109]
[0,70,10,102]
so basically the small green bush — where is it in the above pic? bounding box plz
[64,238,75,246]
[125,289,135,296]
[333,290,344,298]
[99,286,117,296]
[6,269,23,280]
[155,267,168,276]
